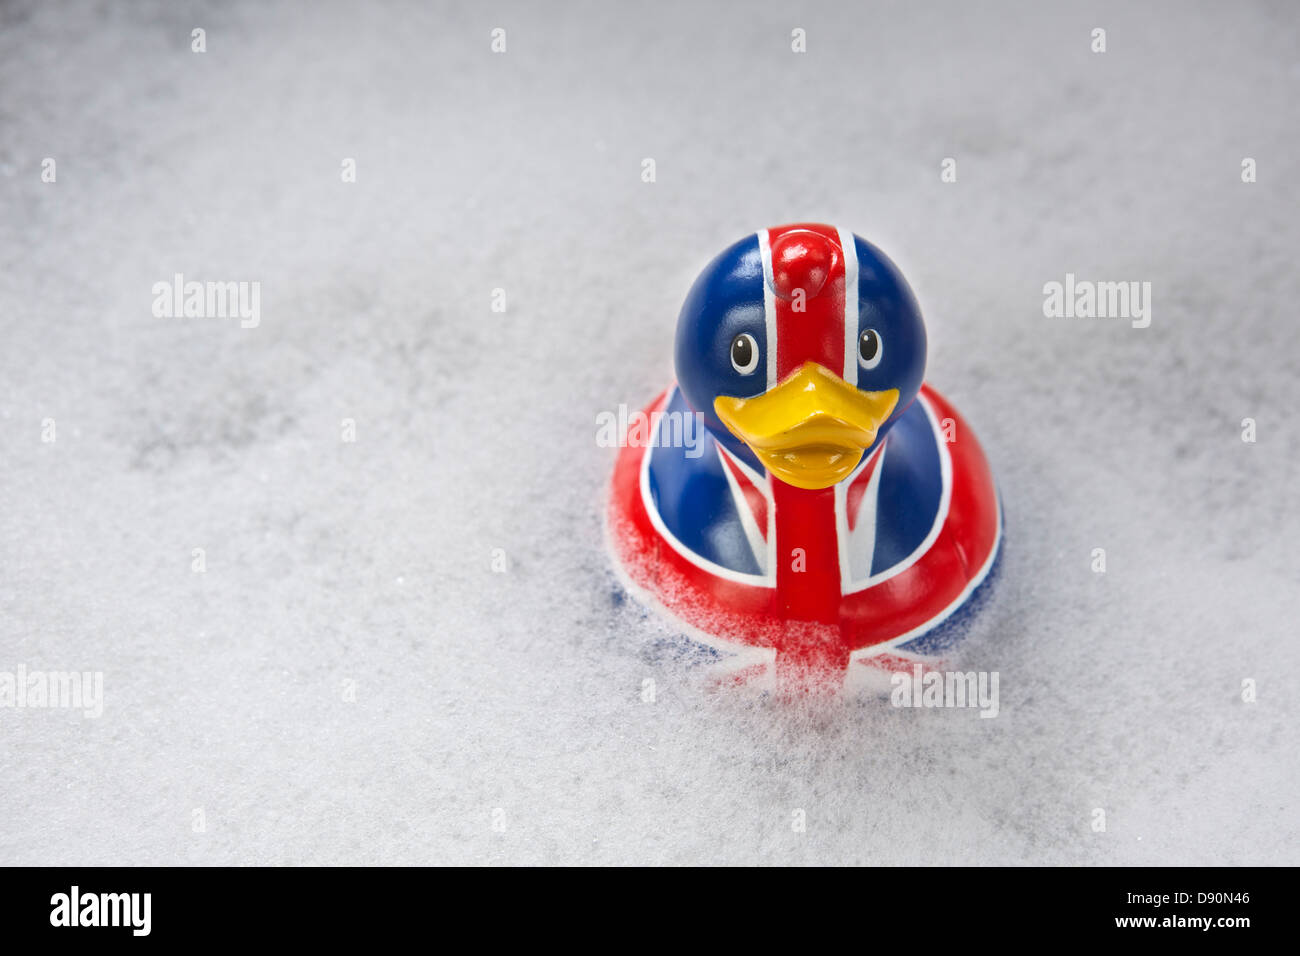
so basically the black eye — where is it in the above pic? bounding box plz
[730,333,759,375]
[858,329,883,370]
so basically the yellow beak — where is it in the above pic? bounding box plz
[713,362,898,490]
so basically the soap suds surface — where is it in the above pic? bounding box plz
[1,0,1296,865]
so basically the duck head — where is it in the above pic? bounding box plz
[674,224,927,489]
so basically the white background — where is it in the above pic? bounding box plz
[1,0,1296,864]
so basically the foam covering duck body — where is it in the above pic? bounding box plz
[608,224,1002,689]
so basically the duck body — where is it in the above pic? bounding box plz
[607,225,1001,689]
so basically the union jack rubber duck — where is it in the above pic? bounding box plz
[608,224,1002,691]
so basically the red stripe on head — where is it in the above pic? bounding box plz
[766,224,847,380]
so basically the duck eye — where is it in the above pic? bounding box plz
[858,329,883,370]
[730,333,759,375]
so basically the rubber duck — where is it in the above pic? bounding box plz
[607,224,1002,691]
